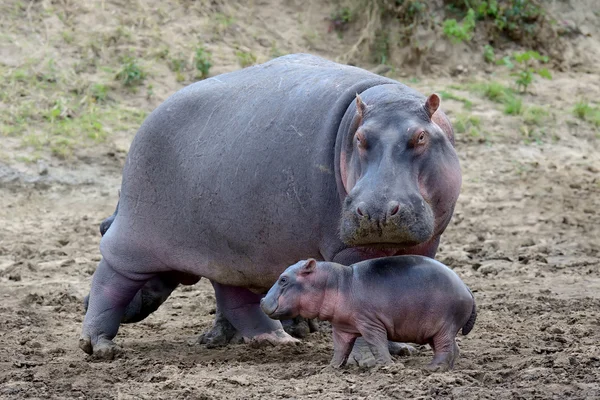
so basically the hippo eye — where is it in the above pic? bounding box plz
[279,276,289,286]
[355,132,367,149]
[417,131,427,144]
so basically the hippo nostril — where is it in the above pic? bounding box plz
[355,202,368,218]
[388,201,400,217]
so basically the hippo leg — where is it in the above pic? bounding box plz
[281,316,320,339]
[79,259,153,359]
[83,272,198,324]
[330,329,358,368]
[198,307,242,347]
[358,326,393,366]
[426,335,459,372]
[347,337,416,367]
[203,281,298,347]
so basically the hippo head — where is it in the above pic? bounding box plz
[336,87,461,253]
[261,259,323,320]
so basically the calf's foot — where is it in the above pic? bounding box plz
[347,338,415,367]
[426,336,459,372]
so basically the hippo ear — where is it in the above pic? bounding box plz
[424,93,440,119]
[355,93,367,120]
[299,259,317,276]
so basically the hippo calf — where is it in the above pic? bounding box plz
[261,256,476,371]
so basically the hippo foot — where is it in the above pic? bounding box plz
[79,336,120,360]
[347,338,414,367]
[198,312,244,348]
[424,361,452,373]
[388,342,418,357]
[245,329,299,348]
[281,316,319,339]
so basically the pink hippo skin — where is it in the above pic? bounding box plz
[261,256,476,371]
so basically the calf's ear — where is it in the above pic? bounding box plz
[299,259,317,276]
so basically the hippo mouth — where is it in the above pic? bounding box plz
[339,207,434,248]
[260,297,280,318]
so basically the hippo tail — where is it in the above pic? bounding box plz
[99,193,120,236]
[461,296,477,336]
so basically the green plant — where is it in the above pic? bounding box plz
[89,83,108,103]
[194,47,212,79]
[373,31,390,64]
[573,100,600,127]
[448,0,544,43]
[523,105,548,126]
[116,57,146,87]
[469,81,512,103]
[236,50,257,68]
[215,13,235,27]
[329,7,353,32]
[500,50,551,93]
[453,113,481,135]
[443,8,476,43]
[503,94,522,115]
[483,44,495,63]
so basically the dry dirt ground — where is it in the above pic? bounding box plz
[1,1,600,399]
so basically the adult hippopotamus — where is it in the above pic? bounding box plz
[80,54,461,359]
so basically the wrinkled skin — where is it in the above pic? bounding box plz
[261,256,477,371]
[80,54,461,358]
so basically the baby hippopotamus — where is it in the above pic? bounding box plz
[260,255,476,371]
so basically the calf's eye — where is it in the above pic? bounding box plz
[279,276,288,285]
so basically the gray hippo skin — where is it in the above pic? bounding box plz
[80,54,462,358]
[261,256,477,371]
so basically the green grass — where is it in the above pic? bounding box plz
[469,81,512,103]
[573,100,600,127]
[236,50,257,68]
[438,90,473,110]
[453,113,485,140]
[503,95,523,115]
[115,57,146,88]
[1,62,148,160]
[522,105,548,126]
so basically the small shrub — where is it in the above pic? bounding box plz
[116,57,146,88]
[500,50,551,93]
[329,7,353,32]
[443,8,476,43]
[194,47,212,80]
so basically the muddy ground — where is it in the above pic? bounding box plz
[1,0,600,399]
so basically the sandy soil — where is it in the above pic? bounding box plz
[1,0,600,399]
[1,71,599,399]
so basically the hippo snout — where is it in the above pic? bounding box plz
[341,196,435,247]
[260,296,279,317]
